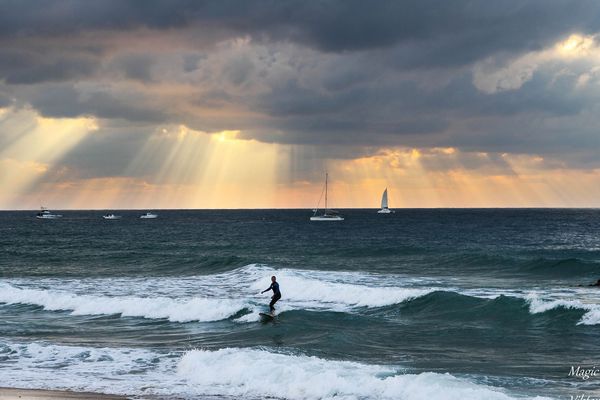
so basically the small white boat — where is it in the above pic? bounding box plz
[377,188,394,214]
[140,212,158,219]
[310,210,344,221]
[103,214,122,220]
[311,173,344,221]
[35,207,62,219]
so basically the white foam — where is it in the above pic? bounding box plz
[178,348,549,400]
[0,341,182,396]
[247,266,434,310]
[0,341,553,400]
[525,292,600,325]
[579,309,600,325]
[0,283,247,322]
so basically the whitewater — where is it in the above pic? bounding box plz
[2,264,600,325]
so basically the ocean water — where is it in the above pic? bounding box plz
[1,209,600,399]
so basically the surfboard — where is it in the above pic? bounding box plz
[259,312,275,320]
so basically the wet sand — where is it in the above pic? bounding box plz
[0,388,128,400]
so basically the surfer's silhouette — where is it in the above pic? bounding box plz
[261,276,281,312]
[590,279,600,287]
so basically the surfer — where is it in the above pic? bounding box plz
[590,279,600,287]
[261,276,281,312]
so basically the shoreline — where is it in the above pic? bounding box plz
[0,388,128,400]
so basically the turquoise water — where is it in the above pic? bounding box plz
[1,209,599,399]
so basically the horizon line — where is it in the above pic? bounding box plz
[3,206,600,211]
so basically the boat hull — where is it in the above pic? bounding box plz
[310,216,344,221]
[377,208,393,214]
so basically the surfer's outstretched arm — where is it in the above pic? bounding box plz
[261,283,273,294]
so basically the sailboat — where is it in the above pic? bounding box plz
[310,173,344,221]
[377,188,394,214]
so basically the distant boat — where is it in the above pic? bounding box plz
[377,188,394,214]
[103,213,122,220]
[311,173,344,221]
[35,207,62,219]
[140,212,158,219]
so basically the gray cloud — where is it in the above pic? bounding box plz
[0,48,99,84]
[1,1,599,57]
[111,54,156,83]
[22,84,169,122]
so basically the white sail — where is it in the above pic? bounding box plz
[381,188,388,209]
[377,188,393,213]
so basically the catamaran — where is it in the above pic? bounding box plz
[377,188,394,214]
[311,173,344,221]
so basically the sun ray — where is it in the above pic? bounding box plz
[0,108,97,208]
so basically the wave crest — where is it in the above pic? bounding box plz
[178,348,548,400]
[0,284,247,322]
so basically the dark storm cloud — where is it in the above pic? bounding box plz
[0,91,11,107]
[0,48,99,84]
[0,0,196,36]
[111,54,156,83]
[25,84,168,122]
[1,1,599,57]
[245,67,590,146]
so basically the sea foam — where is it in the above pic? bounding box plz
[0,283,246,322]
[525,292,600,325]
[249,268,433,309]
[1,341,551,399]
[178,347,550,400]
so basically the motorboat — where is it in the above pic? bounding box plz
[103,214,122,220]
[140,212,158,219]
[35,207,62,219]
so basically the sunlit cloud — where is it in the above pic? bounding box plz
[556,34,597,57]
[473,33,600,94]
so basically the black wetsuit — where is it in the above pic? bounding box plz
[263,282,281,311]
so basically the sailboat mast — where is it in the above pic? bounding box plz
[325,172,328,210]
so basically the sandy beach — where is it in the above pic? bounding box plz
[0,388,127,400]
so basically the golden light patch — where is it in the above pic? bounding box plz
[556,34,596,57]
[215,130,240,142]
[410,149,421,159]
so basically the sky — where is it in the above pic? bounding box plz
[1,0,600,209]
